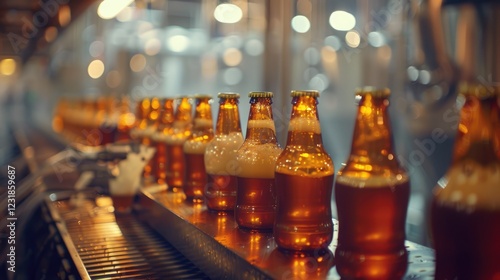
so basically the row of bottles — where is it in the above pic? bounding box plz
[52,83,499,279]
[52,96,135,145]
[133,86,498,279]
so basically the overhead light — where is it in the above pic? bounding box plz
[291,15,310,33]
[329,11,356,31]
[88,59,105,79]
[0,58,16,76]
[214,3,243,24]
[98,0,134,20]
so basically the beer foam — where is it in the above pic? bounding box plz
[163,134,187,145]
[434,161,500,210]
[247,119,276,132]
[194,118,213,129]
[335,174,409,188]
[288,118,321,134]
[204,132,244,175]
[151,132,169,142]
[142,126,157,137]
[183,140,209,154]
[235,143,282,178]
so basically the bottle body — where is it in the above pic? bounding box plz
[115,97,136,142]
[165,97,192,192]
[334,88,409,279]
[235,92,282,230]
[335,176,409,278]
[151,98,175,185]
[274,90,334,251]
[431,85,500,280]
[204,93,243,211]
[183,96,214,201]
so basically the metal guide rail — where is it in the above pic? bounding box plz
[135,188,436,280]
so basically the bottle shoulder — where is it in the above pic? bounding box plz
[275,146,334,177]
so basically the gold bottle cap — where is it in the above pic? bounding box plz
[291,90,319,97]
[218,92,240,99]
[459,82,497,99]
[249,91,273,98]
[355,87,391,98]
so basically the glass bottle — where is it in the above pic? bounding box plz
[204,93,244,211]
[130,98,151,144]
[151,98,175,185]
[142,97,161,182]
[183,95,214,202]
[97,96,118,145]
[274,90,334,251]
[431,84,500,280]
[115,96,136,143]
[334,88,409,278]
[165,96,193,192]
[235,92,282,230]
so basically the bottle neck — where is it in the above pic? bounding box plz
[158,99,175,131]
[245,97,278,143]
[175,98,193,123]
[452,93,500,164]
[216,98,242,134]
[286,96,324,147]
[346,95,400,172]
[193,99,214,134]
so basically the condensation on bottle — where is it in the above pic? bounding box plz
[235,91,282,230]
[274,90,335,251]
[183,95,214,202]
[204,92,244,211]
[431,83,500,280]
[334,87,409,279]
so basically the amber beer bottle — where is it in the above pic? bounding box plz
[274,90,334,251]
[115,96,136,142]
[431,84,500,280]
[183,95,214,201]
[142,97,161,182]
[165,96,193,192]
[204,93,244,211]
[130,98,151,144]
[235,92,282,230]
[334,88,409,278]
[151,98,175,185]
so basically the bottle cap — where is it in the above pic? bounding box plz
[291,90,319,97]
[218,92,240,99]
[249,91,273,98]
[459,82,496,99]
[355,87,391,98]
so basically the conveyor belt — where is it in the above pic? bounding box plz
[47,194,209,280]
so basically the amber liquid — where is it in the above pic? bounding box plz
[165,143,185,191]
[98,124,117,145]
[115,127,132,142]
[153,141,167,184]
[184,153,207,201]
[335,180,409,279]
[205,174,237,211]
[141,136,153,180]
[274,173,334,251]
[431,202,500,280]
[111,195,135,213]
[235,177,276,230]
